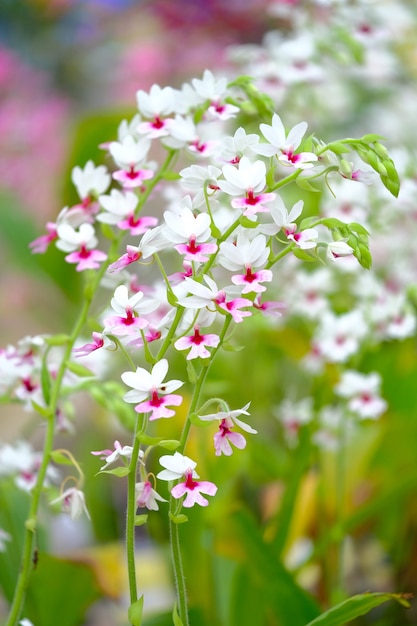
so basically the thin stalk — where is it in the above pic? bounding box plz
[169,498,189,625]
[6,239,121,626]
[266,243,295,268]
[6,295,91,626]
[270,169,301,191]
[168,316,232,626]
[125,413,146,606]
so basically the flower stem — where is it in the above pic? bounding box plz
[169,497,189,625]
[168,316,232,625]
[6,240,120,626]
[126,413,146,606]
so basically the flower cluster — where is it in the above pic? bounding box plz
[19,65,399,517]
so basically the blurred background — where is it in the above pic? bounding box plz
[2,1,417,625]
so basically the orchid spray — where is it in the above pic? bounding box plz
[2,67,402,626]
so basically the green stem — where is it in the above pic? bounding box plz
[6,240,121,626]
[126,413,146,606]
[156,306,185,362]
[198,216,242,277]
[136,149,178,214]
[168,316,232,626]
[270,169,301,191]
[170,496,189,625]
[266,243,295,268]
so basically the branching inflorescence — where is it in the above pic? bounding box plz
[1,67,401,626]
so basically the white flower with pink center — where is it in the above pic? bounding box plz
[217,127,261,163]
[327,241,354,261]
[50,487,90,520]
[199,403,257,456]
[286,227,319,250]
[71,160,111,216]
[256,113,318,169]
[157,452,217,508]
[121,359,183,420]
[91,439,136,470]
[174,326,220,360]
[73,331,115,357]
[97,189,157,235]
[163,200,217,262]
[219,232,272,294]
[108,225,168,274]
[109,135,154,188]
[179,163,222,207]
[335,370,387,420]
[136,84,177,138]
[218,156,275,216]
[176,276,252,323]
[265,196,318,248]
[135,480,167,511]
[315,310,368,363]
[56,222,107,271]
[191,69,239,120]
[103,285,157,336]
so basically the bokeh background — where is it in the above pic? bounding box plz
[2,1,417,625]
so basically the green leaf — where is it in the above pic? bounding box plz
[328,141,350,155]
[320,217,347,230]
[229,510,320,625]
[292,248,317,262]
[100,466,130,477]
[305,592,411,626]
[45,334,70,346]
[128,596,144,626]
[210,223,222,239]
[295,177,320,192]
[239,215,259,229]
[66,361,95,378]
[172,602,185,626]
[157,439,181,451]
[135,514,149,527]
[24,552,101,626]
[168,512,188,524]
[347,222,370,236]
[136,432,179,450]
[31,401,52,419]
[299,216,321,230]
[360,133,385,143]
[50,451,74,466]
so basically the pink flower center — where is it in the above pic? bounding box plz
[283,149,300,164]
[127,166,138,179]
[152,116,164,129]
[128,215,142,228]
[185,470,198,490]
[150,389,164,407]
[246,189,260,205]
[22,377,37,392]
[123,309,136,326]
[244,267,256,283]
[191,327,204,345]
[219,418,232,438]
[187,236,201,254]
[79,245,91,258]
